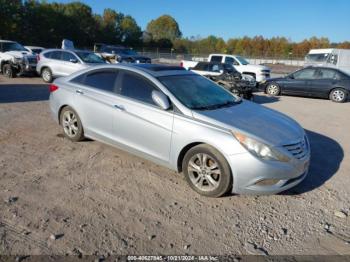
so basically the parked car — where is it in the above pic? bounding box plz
[94,43,151,64]
[25,46,45,55]
[261,66,350,103]
[181,54,271,83]
[0,40,37,77]
[190,62,256,99]
[37,49,106,82]
[305,48,350,74]
[49,63,310,197]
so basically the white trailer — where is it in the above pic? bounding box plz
[305,49,350,74]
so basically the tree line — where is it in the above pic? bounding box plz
[1,0,349,58]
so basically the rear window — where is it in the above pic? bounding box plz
[71,70,118,93]
[49,51,62,60]
[193,63,209,71]
[210,56,222,62]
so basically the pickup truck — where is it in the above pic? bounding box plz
[190,61,255,99]
[0,40,37,77]
[181,54,271,83]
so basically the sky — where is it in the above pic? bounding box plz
[55,0,350,42]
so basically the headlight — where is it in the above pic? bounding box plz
[233,132,290,162]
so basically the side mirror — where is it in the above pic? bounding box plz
[288,74,294,79]
[70,58,78,63]
[152,90,170,110]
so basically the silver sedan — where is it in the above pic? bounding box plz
[49,64,310,197]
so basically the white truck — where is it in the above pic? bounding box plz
[0,40,38,78]
[181,54,271,83]
[305,48,350,74]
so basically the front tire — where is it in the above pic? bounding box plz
[329,88,347,103]
[41,67,53,83]
[2,64,16,78]
[266,82,280,96]
[60,107,84,142]
[182,144,233,197]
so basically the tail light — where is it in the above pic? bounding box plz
[180,61,183,67]
[37,54,40,61]
[49,84,58,92]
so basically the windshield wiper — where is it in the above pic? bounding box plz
[193,100,241,111]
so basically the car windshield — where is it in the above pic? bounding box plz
[76,52,105,63]
[235,56,249,65]
[306,53,329,62]
[158,74,240,110]
[2,42,27,52]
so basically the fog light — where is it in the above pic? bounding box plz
[254,179,280,186]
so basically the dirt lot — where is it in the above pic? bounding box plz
[0,75,349,257]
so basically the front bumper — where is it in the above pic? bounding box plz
[227,151,310,195]
[255,73,271,83]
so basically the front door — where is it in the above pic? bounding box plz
[112,70,174,163]
[283,68,317,95]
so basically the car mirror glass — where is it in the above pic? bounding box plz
[152,90,170,110]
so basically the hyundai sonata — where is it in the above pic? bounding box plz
[49,64,310,197]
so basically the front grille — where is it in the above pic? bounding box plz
[283,139,308,159]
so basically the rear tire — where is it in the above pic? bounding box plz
[60,106,84,142]
[266,82,280,96]
[41,67,53,83]
[329,88,347,103]
[182,144,233,197]
[2,64,16,78]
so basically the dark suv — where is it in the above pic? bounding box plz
[94,43,151,64]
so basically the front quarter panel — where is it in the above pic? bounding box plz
[169,113,247,171]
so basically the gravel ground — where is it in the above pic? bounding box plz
[0,75,349,256]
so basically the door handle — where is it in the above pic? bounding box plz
[76,89,84,95]
[114,104,125,111]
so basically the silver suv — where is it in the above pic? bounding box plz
[37,49,105,82]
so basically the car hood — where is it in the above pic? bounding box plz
[5,50,35,59]
[242,64,270,71]
[192,101,304,146]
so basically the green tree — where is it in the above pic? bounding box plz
[146,15,182,42]
[120,16,142,46]
[0,0,22,40]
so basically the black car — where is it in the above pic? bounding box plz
[94,43,151,64]
[261,66,350,103]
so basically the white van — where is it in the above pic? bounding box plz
[305,49,350,74]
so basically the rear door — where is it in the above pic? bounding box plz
[283,68,317,95]
[49,51,65,76]
[309,68,338,97]
[70,69,119,140]
[111,70,174,163]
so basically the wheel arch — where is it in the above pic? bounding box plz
[177,142,203,172]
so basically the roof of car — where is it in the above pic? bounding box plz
[130,63,194,77]
[42,48,94,53]
[0,40,17,43]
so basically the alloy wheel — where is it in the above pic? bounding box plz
[62,110,79,138]
[42,69,51,82]
[187,153,221,192]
